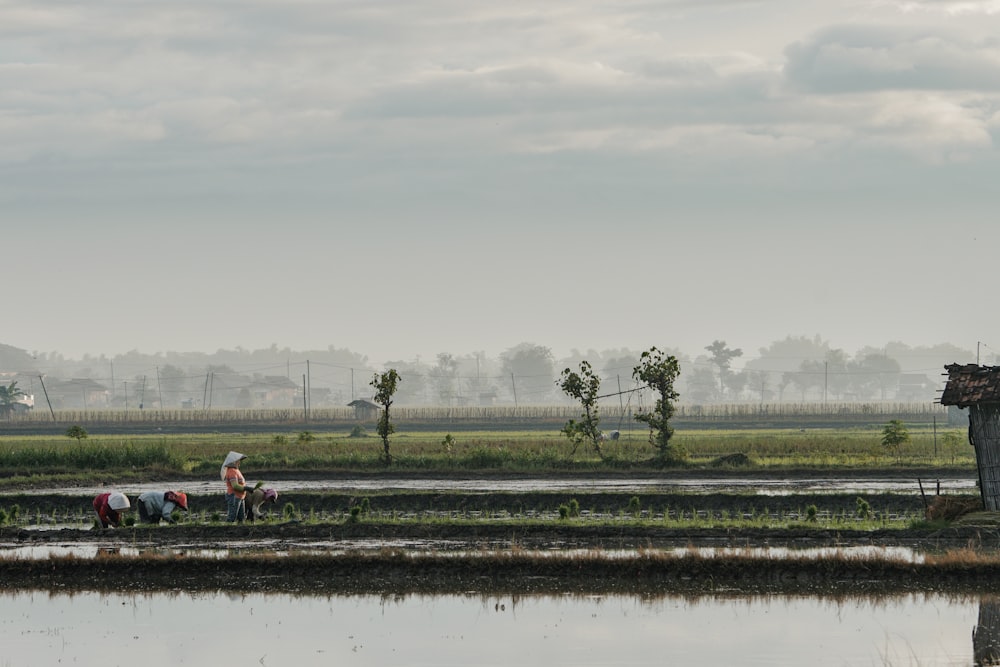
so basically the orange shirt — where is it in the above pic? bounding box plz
[225,467,247,499]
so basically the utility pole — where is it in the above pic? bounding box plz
[140,376,146,409]
[302,373,308,421]
[156,366,163,410]
[824,362,828,403]
[38,375,55,421]
[510,373,518,408]
[306,360,311,413]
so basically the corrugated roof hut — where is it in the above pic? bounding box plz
[939,363,1000,509]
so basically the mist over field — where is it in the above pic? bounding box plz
[0,335,983,409]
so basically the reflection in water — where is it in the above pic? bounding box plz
[975,599,1000,666]
[0,590,986,666]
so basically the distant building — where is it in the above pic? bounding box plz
[348,399,380,421]
[44,378,110,410]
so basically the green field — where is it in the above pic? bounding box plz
[0,424,976,486]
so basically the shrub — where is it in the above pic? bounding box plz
[568,498,580,517]
[271,434,288,446]
[856,497,873,519]
[297,431,316,444]
[349,425,367,438]
[66,425,88,442]
[558,504,570,520]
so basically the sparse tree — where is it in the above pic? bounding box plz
[371,369,401,466]
[559,361,603,458]
[705,340,742,396]
[66,425,88,443]
[0,381,26,419]
[881,419,910,461]
[942,430,964,464]
[632,347,685,465]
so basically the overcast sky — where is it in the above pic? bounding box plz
[4,0,1000,367]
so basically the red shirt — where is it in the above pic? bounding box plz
[93,493,122,528]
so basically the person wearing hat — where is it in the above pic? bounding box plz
[136,490,188,524]
[93,491,130,528]
[221,451,261,522]
[247,487,278,523]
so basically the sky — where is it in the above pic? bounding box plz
[4,0,1000,367]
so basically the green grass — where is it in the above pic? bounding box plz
[0,426,977,481]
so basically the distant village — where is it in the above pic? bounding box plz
[0,338,983,411]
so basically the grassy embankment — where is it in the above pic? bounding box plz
[0,426,975,483]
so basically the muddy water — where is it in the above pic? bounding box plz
[0,590,993,666]
[13,475,978,496]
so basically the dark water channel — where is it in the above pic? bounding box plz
[2,590,998,666]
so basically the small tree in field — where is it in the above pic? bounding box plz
[66,425,88,443]
[942,430,964,464]
[632,347,684,465]
[881,419,910,461]
[371,369,401,466]
[559,361,604,458]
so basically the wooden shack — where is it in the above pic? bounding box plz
[347,399,380,422]
[939,363,1000,510]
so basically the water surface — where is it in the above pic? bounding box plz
[0,590,992,666]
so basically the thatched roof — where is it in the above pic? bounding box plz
[939,363,1000,407]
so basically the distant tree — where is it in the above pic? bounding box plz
[850,353,902,401]
[66,425,88,443]
[723,369,748,399]
[705,340,743,396]
[432,353,460,405]
[824,349,851,400]
[881,419,910,460]
[795,359,827,400]
[0,381,26,419]
[157,364,189,408]
[632,347,685,465]
[558,361,603,458]
[381,359,430,405]
[748,335,829,375]
[686,366,719,403]
[501,343,555,403]
[371,369,401,466]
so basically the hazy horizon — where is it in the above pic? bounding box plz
[5,2,1000,366]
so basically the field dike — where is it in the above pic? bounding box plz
[4,544,1000,596]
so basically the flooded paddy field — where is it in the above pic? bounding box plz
[2,471,998,665]
[3,589,1000,666]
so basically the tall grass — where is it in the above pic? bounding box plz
[0,425,976,475]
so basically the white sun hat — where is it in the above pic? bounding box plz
[108,492,130,511]
[220,451,248,480]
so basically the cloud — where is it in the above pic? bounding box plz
[784,25,1000,92]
